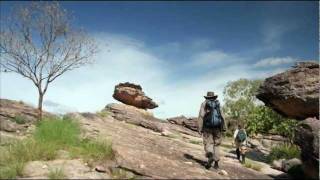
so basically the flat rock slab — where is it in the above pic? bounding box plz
[22,159,110,179]
[75,112,273,179]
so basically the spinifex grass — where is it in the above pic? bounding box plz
[0,117,113,179]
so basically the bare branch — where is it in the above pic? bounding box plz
[0,2,97,120]
[0,1,97,95]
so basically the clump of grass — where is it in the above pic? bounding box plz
[0,117,114,179]
[34,117,81,147]
[96,110,109,118]
[167,133,181,139]
[243,159,262,171]
[267,144,300,163]
[11,115,26,124]
[70,138,114,162]
[189,140,202,145]
[48,167,66,179]
[111,168,136,179]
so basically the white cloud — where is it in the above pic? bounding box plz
[0,33,288,119]
[254,56,296,67]
[189,50,234,67]
[43,100,78,115]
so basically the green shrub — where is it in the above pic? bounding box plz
[48,167,66,179]
[11,115,26,124]
[267,144,300,163]
[0,117,113,179]
[96,110,109,118]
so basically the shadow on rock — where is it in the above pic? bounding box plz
[183,153,207,167]
[228,149,268,163]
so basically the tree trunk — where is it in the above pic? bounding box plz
[38,92,44,120]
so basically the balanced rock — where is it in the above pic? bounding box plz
[256,62,319,120]
[113,82,158,109]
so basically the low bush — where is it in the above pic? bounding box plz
[0,117,113,179]
[267,144,300,163]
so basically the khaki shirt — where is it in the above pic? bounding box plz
[197,100,207,133]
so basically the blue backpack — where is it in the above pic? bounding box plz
[203,100,222,128]
[236,129,247,142]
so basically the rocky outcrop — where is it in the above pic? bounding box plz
[104,103,164,133]
[70,109,274,179]
[256,61,319,178]
[294,117,319,178]
[0,99,53,135]
[167,115,198,131]
[113,82,158,109]
[256,62,319,120]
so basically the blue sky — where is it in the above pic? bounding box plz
[1,1,318,118]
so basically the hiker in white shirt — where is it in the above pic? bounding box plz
[233,125,247,163]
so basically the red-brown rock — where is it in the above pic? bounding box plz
[113,82,158,109]
[256,62,319,120]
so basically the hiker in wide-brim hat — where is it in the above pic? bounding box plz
[198,91,226,170]
[204,91,218,99]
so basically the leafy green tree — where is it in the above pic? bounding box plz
[222,78,262,125]
[223,78,297,141]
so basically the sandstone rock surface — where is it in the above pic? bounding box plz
[256,62,319,120]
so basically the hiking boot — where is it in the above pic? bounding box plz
[236,148,240,160]
[241,154,246,164]
[205,158,214,169]
[213,161,219,169]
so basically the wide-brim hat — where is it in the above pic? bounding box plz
[204,91,218,99]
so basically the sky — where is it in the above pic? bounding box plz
[0,1,319,118]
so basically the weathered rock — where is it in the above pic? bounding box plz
[105,103,165,132]
[0,99,53,122]
[0,99,54,140]
[272,159,285,171]
[72,111,273,179]
[256,62,319,120]
[113,82,158,109]
[0,119,21,132]
[95,165,107,173]
[167,115,198,131]
[282,158,302,172]
[294,117,319,178]
[218,170,228,176]
[22,159,111,179]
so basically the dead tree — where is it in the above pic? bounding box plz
[0,2,97,120]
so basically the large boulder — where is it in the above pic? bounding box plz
[113,82,158,109]
[294,117,319,178]
[256,62,319,178]
[256,62,319,120]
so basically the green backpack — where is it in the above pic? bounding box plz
[236,129,247,142]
